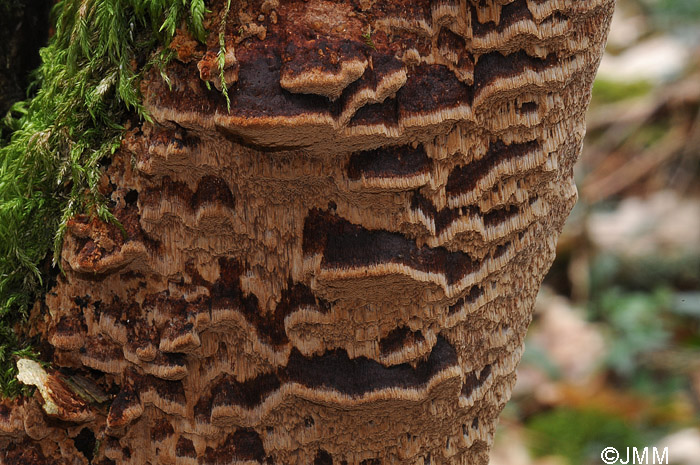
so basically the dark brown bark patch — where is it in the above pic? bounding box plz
[461,364,492,397]
[470,0,534,36]
[202,429,266,464]
[448,287,485,315]
[1,441,50,465]
[397,64,472,115]
[212,373,282,410]
[446,139,539,197]
[175,436,197,458]
[473,51,557,92]
[284,335,457,395]
[314,449,333,465]
[347,145,431,180]
[410,192,481,234]
[303,210,478,285]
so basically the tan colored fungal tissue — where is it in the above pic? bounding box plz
[2,0,613,463]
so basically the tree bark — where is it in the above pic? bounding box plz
[1,1,614,464]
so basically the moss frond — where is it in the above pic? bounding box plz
[0,0,215,398]
[218,0,232,111]
[362,26,376,51]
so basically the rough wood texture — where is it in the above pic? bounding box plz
[1,1,613,464]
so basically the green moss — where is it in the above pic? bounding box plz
[0,0,220,398]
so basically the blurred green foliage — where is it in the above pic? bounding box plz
[641,0,700,24]
[590,254,700,294]
[591,79,653,104]
[598,288,672,377]
[521,343,563,381]
[587,253,698,394]
[528,408,646,465]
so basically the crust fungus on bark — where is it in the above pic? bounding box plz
[1,0,613,464]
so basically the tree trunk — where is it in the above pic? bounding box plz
[1,1,613,464]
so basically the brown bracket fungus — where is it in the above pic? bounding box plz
[3,0,614,464]
[15,359,94,424]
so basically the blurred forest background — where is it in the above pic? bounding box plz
[491,0,700,464]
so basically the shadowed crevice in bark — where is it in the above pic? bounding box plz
[74,427,96,463]
[518,101,539,114]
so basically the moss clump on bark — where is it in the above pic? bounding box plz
[0,0,213,398]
